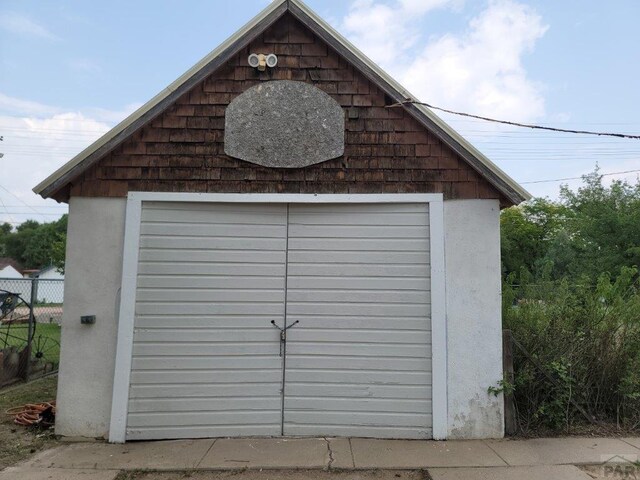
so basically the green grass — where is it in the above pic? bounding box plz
[0,323,61,365]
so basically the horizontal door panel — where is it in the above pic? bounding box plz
[127,425,280,441]
[140,236,286,251]
[127,410,282,428]
[141,222,286,238]
[134,317,282,328]
[287,264,429,277]
[132,356,282,371]
[289,212,428,226]
[130,383,280,399]
[286,356,430,371]
[287,289,429,304]
[133,342,280,357]
[284,411,431,428]
[285,397,431,414]
[288,224,428,238]
[129,397,281,413]
[284,316,429,331]
[138,249,286,264]
[136,288,284,303]
[286,343,430,358]
[287,251,428,264]
[130,370,283,386]
[133,328,279,343]
[138,263,285,276]
[136,303,285,316]
[288,276,430,291]
[288,238,428,251]
[289,204,428,214]
[284,383,431,400]
[286,370,430,385]
[137,275,285,290]
[286,302,428,317]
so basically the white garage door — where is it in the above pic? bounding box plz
[124,201,432,440]
[285,204,431,438]
[127,202,288,440]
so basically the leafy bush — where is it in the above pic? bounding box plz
[503,267,640,433]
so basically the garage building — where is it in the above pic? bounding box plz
[34,0,530,442]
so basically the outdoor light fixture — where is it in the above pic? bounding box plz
[248,53,278,71]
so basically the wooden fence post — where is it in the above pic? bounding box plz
[503,329,517,435]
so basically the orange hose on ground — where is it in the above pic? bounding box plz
[5,401,56,427]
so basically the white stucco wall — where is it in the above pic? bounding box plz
[444,199,504,439]
[56,197,126,438]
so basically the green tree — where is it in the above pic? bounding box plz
[500,198,568,281]
[3,215,67,270]
[560,171,640,280]
[501,170,640,284]
[0,222,12,257]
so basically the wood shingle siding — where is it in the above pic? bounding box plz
[61,13,506,206]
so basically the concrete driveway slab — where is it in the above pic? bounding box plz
[328,438,355,469]
[486,437,640,466]
[0,468,119,480]
[350,438,507,469]
[622,438,640,449]
[199,437,330,469]
[21,439,215,470]
[428,465,593,480]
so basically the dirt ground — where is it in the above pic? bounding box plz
[114,471,429,480]
[0,375,59,469]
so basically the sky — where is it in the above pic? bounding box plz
[0,0,639,225]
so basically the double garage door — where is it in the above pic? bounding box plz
[126,201,432,440]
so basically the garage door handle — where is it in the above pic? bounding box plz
[270,320,299,356]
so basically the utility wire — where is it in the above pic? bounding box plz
[520,169,640,185]
[388,100,640,139]
[0,196,15,224]
[0,184,46,220]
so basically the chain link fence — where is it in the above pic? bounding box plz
[0,278,63,388]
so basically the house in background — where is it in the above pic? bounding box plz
[0,258,24,279]
[35,265,64,281]
[33,266,65,304]
[0,261,65,304]
[33,0,530,443]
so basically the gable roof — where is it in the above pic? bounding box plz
[0,257,24,274]
[33,0,531,205]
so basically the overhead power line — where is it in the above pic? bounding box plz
[0,184,46,220]
[388,100,640,139]
[520,169,640,185]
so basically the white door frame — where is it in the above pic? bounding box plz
[109,192,448,443]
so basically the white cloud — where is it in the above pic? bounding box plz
[0,94,137,226]
[343,0,548,123]
[0,93,61,117]
[342,0,461,68]
[0,12,59,40]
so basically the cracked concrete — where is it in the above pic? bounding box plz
[323,437,334,471]
[5,436,640,479]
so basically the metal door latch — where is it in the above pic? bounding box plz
[271,320,299,357]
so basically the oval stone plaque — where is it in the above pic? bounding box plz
[224,80,345,168]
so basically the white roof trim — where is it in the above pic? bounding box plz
[33,0,530,203]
